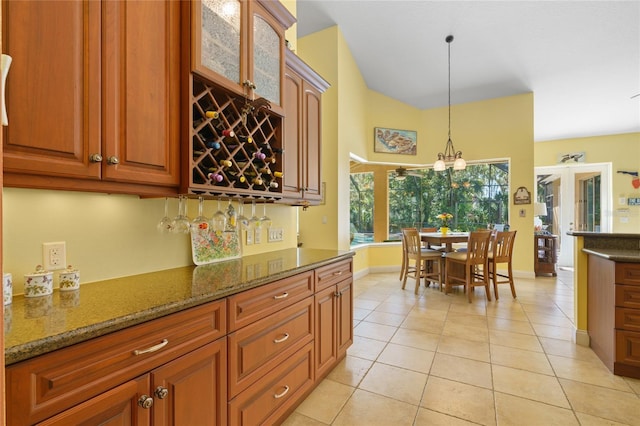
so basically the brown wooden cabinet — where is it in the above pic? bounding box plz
[2,0,180,196]
[588,256,640,379]
[315,259,354,378]
[534,235,558,276]
[281,50,329,205]
[190,0,294,116]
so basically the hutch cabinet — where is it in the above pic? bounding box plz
[534,234,558,276]
[281,50,329,205]
[2,0,181,196]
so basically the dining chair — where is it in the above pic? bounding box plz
[443,230,493,303]
[399,227,415,281]
[488,230,518,299]
[402,228,443,294]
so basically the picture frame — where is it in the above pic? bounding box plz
[374,127,417,155]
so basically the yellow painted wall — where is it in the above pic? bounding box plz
[534,132,640,232]
[2,188,297,294]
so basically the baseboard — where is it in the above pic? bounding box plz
[574,328,590,347]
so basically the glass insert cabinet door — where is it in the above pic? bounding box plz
[191,0,283,106]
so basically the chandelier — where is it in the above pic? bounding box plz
[434,35,466,172]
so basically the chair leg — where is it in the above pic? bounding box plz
[399,248,406,281]
[414,259,423,294]
[508,263,517,298]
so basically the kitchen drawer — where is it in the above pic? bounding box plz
[315,259,353,291]
[615,285,640,309]
[616,307,640,332]
[615,263,640,286]
[228,297,314,397]
[228,341,314,426]
[615,329,640,367]
[6,300,226,425]
[228,270,314,331]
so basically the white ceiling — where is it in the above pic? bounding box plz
[295,0,640,142]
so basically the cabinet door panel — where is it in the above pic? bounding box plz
[281,69,303,197]
[151,339,227,426]
[302,81,322,200]
[337,279,353,358]
[315,285,337,378]
[103,0,180,185]
[37,376,150,426]
[3,0,101,178]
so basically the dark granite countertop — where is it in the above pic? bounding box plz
[4,248,354,365]
[567,232,640,263]
[581,248,640,263]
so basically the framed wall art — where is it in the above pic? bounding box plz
[374,127,417,155]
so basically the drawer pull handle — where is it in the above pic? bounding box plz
[333,271,343,276]
[138,395,154,409]
[274,385,290,399]
[273,292,289,300]
[274,333,290,343]
[133,339,169,356]
[155,386,169,399]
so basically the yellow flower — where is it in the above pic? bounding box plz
[436,213,453,227]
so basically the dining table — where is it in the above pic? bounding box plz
[420,231,470,252]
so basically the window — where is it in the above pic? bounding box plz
[388,163,509,238]
[349,172,374,244]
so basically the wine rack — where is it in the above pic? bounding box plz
[187,76,283,199]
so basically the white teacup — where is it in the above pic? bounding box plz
[59,266,80,292]
[24,266,53,298]
[3,273,12,305]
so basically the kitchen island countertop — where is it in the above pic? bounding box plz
[4,248,354,365]
[567,231,640,263]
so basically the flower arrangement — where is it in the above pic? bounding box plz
[436,213,453,227]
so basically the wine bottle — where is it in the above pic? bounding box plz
[205,139,221,150]
[253,152,266,161]
[218,160,232,168]
[273,171,284,178]
[205,110,219,119]
[251,176,264,186]
[207,172,224,183]
[238,135,253,144]
[258,167,271,175]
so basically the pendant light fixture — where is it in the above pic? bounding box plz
[434,35,466,172]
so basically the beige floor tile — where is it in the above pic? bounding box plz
[362,310,407,327]
[492,364,570,408]
[447,300,487,316]
[407,306,449,321]
[548,354,634,392]
[487,316,535,335]
[353,321,397,342]
[357,290,395,302]
[442,321,489,342]
[374,301,414,315]
[416,298,453,312]
[332,389,419,426]
[490,344,554,375]
[539,336,603,362]
[445,312,488,327]
[430,352,493,389]
[294,379,355,424]
[354,299,381,310]
[391,328,440,352]
[280,412,328,426]
[489,328,544,352]
[575,412,633,426]
[437,335,490,362]
[326,355,374,388]
[531,322,574,340]
[353,307,371,321]
[359,362,427,405]
[400,315,445,334]
[560,378,640,425]
[377,342,435,374]
[421,376,496,425]
[414,408,477,425]
[625,377,640,395]
[494,392,579,425]
[347,335,387,360]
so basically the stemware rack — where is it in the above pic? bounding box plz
[186,76,283,200]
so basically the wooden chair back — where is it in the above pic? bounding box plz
[492,231,517,263]
[465,230,493,266]
[402,228,422,256]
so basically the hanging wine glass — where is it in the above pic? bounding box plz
[157,197,174,233]
[248,199,261,229]
[211,197,227,232]
[237,200,250,230]
[260,199,272,229]
[226,198,237,231]
[191,196,209,232]
[171,195,191,234]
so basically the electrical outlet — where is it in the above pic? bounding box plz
[42,241,67,271]
[245,229,253,245]
[268,227,284,242]
[254,227,262,244]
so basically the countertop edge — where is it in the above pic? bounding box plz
[582,248,640,263]
[5,250,355,365]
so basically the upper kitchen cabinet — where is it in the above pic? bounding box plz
[190,0,295,116]
[280,50,329,205]
[2,0,180,196]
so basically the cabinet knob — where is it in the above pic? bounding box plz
[138,395,154,409]
[107,156,120,165]
[89,154,103,163]
[155,386,169,399]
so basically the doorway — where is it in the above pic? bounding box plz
[534,163,612,267]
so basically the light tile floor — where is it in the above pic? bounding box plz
[282,269,640,426]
